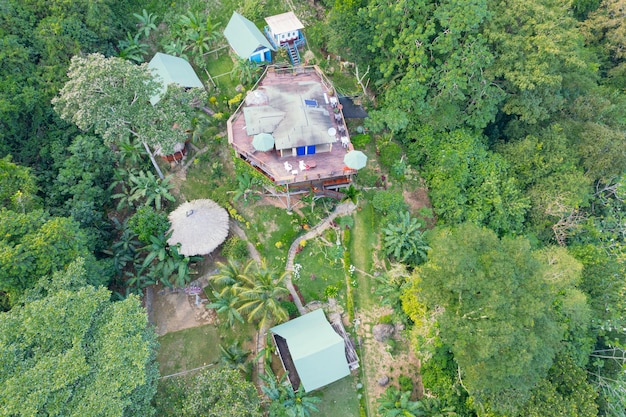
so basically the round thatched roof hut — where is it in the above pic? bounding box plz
[167,199,229,256]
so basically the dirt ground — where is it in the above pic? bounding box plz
[355,306,422,414]
[147,261,222,336]
[148,287,216,336]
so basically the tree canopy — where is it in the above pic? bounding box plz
[409,224,573,414]
[53,53,207,155]
[0,259,159,417]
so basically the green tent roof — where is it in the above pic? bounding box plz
[224,12,274,60]
[147,52,204,105]
[270,309,350,392]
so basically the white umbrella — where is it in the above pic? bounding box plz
[252,133,275,151]
[168,199,229,256]
[344,150,368,170]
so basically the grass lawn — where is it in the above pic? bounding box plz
[157,320,257,377]
[316,375,361,417]
[351,200,379,310]
[241,204,304,262]
[157,325,221,377]
[204,51,238,93]
[293,232,346,304]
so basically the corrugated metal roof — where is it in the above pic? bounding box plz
[224,12,274,59]
[147,52,204,105]
[271,309,350,392]
[265,11,304,35]
[242,82,333,151]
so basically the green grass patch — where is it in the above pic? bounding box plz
[204,52,238,93]
[351,201,378,310]
[242,204,304,262]
[316,375,361,417]
[157,325,221,377]
[293,236,346,303]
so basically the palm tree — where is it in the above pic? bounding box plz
[237,263,289,330]
[211,259,255,289]
[207,290,244,328]
[140,232,200,287]
[178,11,222,67]
[118,32,149,63]
[382,211,430,266]
[341,184,362,205]
[110,167,138,211]
[283,385,322,417]
[377,387,421,417]
[374,265,410,320]
[219,341,250,374]
[232,172,261,205]
[261,368,321,417]
[163,40,189,61]
[231,58,261,86]
[107,218,141,277]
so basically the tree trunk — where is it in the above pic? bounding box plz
[142,141,165,180]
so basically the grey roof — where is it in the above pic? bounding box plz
[243,82,333,150]
[224,12,274,59]
[243,106,285,135]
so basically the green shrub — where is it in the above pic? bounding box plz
[351,133,371,149]
[379,314,393,324]
[324,285,339,299]
[221,236,249,261]
[379,141,403,169]
[343,228,351,246]
[280,300,299,318]
[399,375,414,393]
[128,206,169,244]
[372,190,408,216]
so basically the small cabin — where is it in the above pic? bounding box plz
[264,11,304,48]
[270,309,351,392]
[147,52,204,105]
[147,53,205,162]
[224,12,275,63]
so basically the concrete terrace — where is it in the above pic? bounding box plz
[228,66,356,190]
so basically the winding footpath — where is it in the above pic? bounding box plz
[233,200,357,386]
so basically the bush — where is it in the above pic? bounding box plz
[221,236,249,261]
[372,190,408,216]
[351,134,371,149]
[399,375,414,393]
[324,285,340,299]
[280,300,299,318]
[128,206,169,244]
[379,314,393,324]
[379,141,403,169]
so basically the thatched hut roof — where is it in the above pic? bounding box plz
[167,199,229,256]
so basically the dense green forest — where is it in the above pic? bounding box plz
[1,0,625,415]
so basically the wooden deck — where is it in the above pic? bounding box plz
[330,320,360,371]
[227,66,356,189]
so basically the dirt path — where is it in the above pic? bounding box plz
[350,203,423,415]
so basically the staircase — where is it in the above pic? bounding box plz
[287,43,300,66]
